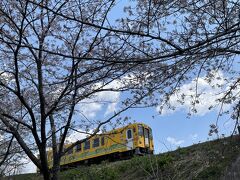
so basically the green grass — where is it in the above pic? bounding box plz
[6,136,240,180]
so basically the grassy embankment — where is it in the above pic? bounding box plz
[7,135,240,180]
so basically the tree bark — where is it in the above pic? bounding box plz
[49,115,60,180]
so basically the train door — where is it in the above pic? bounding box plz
[144,128,149,147]
[126,129,133,150]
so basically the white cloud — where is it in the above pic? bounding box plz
[157,71,236,116]
[21,160,36,174]
[167,137,184,146]
[78,102,102,119]
[78,80,121,119]
[78,72,152,119]
[104,102,118,116]
[65,131,88,143]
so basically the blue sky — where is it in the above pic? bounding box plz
[127,106,234,153]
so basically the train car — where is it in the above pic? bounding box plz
[47,123,154,169]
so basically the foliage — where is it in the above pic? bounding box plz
[196,166,222,180]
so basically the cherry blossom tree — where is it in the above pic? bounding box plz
[0,0,239,179]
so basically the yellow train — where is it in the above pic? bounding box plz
[47,123,154,169]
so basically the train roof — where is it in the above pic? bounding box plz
[104,122,151,134]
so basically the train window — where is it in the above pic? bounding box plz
[76,143,82,152]
[101,137,105,146]
[138,125,143,136]
[149,129,153,139]
[93,138,99,148]
[84,140,90,150]
[144,128,149,138]
[127,129,132,139]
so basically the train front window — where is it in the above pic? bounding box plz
[138,125,143,136]
[84,140,90,150]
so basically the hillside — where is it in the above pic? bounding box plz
[7,135,240,180]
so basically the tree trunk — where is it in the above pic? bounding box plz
[49,115,60,180]
[39,145,51,180]
[51,162,60,180]
[41,166,51,180]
